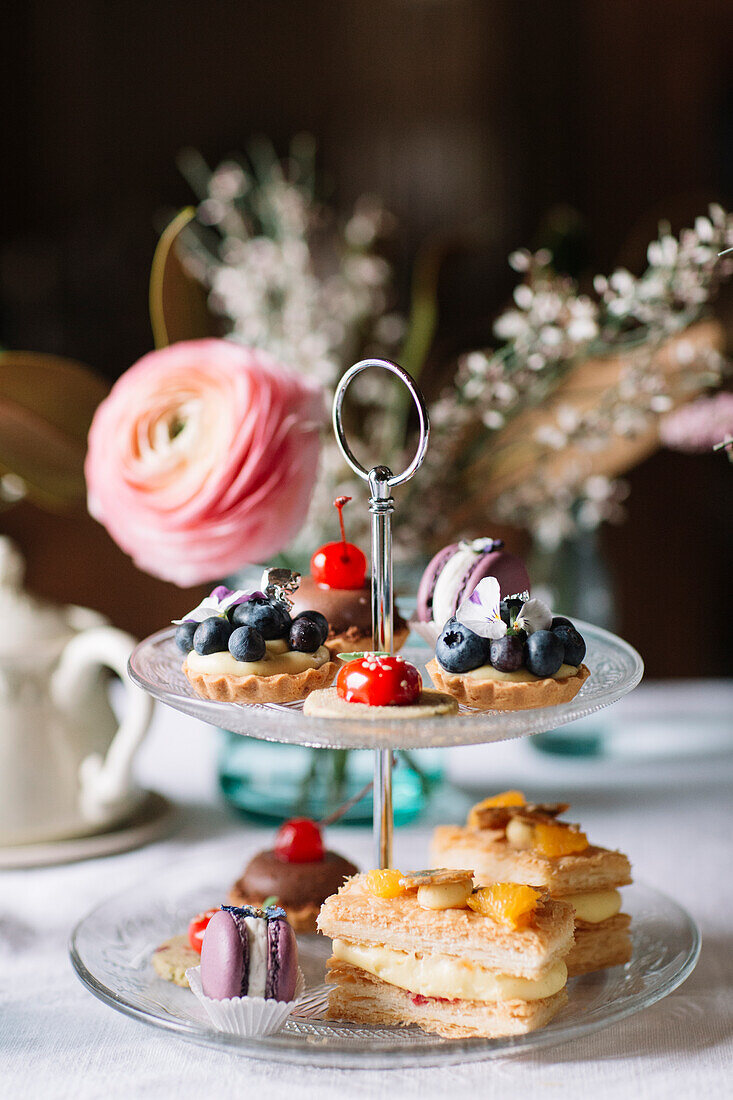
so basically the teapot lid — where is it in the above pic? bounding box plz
[0,537,77,658]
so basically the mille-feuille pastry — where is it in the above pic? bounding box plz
[174,572,338,704]
[317,868,575,1039]
[228,817,358,933]
[426,577,590,711]
[431,791,632,976]
[290,497,408,656]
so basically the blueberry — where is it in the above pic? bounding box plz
[524,630,564,678]
[293,610,329,646]
[193,616,233,655]
[289,617,323,653]
[228,625,266,662]
[436,620,490,673]
[551,616,573,630]
[551,623,586,666]
[175,621,198,654]
[500,597,524,628]
[231,597,291,639]
[489,635,524,672]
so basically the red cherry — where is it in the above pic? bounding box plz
[336,655,422,707]
[188,908,218,953]
[311,542,367,589]
[274,818,325,863]
[311,496,367,589]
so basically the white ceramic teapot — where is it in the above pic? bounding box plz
[0,537,154,846]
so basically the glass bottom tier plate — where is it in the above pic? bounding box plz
[128,621,643,749]
[70,851,699,1069]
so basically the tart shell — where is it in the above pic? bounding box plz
[325,623,409,658]
[183,657,339,704]
[425,659,590,711]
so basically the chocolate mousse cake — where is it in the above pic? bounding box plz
[291,496,407,655]
[291,575,408,656]
[228,817,358,933]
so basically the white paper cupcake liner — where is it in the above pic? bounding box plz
[186,966,305,1037]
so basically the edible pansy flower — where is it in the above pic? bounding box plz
[456,578,553,639]
[513,597,552,635]
[172,586,263,624]
[457,537,505,553]
[455,577,507,639]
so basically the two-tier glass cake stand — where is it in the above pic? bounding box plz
[71,360,700,1068]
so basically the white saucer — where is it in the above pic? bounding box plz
[0,790,175,868]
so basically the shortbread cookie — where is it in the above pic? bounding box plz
[426,658,590,711]
[303,686,458,719]
[152,934,199,987]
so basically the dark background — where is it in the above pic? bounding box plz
[2,0,731,675]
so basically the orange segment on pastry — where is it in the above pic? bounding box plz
[483,790,526,808]
[366,868,406,898]
[532,822,589,857]
[467,883,544,929]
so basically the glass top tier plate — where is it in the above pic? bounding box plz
[70,845,699,1069]
[128,621,643,750]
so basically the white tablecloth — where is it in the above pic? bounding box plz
[2,682,732,1099]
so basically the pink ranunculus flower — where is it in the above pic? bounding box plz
[85,339,328,586]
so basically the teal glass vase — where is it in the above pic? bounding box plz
[218,733,443,825]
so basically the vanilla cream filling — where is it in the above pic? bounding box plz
[562,889,621,923]
[464,662,579,683]
[431,549,479,627]
[243,916,268,996]
[186,639,330,678]
[332,939,567,1002]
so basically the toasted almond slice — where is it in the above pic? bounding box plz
[523,802,570,818]
[468,805,516,831]
[398,868,474,890]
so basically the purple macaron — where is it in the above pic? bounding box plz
[200,905,298,1002]
[416,538,531,624]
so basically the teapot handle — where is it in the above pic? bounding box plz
[52,627,155,824]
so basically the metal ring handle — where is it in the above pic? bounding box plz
[332,359,430,488]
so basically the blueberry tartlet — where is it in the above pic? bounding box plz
[425,578,590,711]
[174,576,338,704]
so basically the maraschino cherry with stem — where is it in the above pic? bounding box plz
[310,497,367,589]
